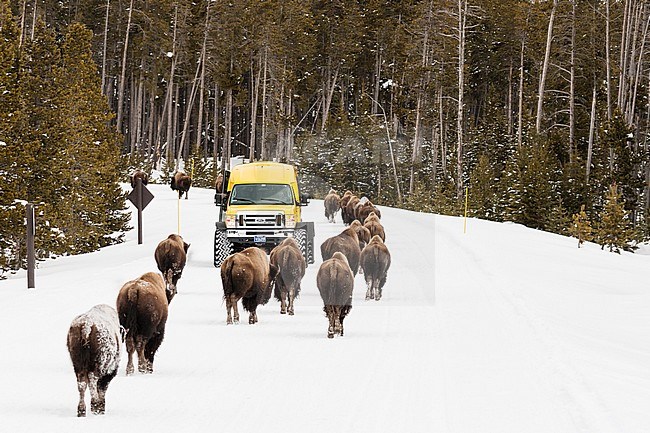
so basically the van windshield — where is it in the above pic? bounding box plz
[229,184,295,205]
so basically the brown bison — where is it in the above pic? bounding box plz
[269,238,306,315]
[116,272,169,375]
[350,220,371,250]
[171,171,192,199]
[339,191,354,225]
[221,247,279,324]
[67,304,122,417]
[356,200,382,225]
[154,234,190,301]
[360,235,391,301]
[363,213,385,242]
[323,189,341,223]
[130,170,149,188]
[343,195,360,225]
[317,252,355,338]
[320,225,361,276]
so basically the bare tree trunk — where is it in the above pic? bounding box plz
[261,48,268,159]
[222,88,233,170]
[536,0,557,135]
[432,122,438,183]
[373,44,381,115]
[606,0,612,121]
[507,59,513,137]
[439,87,447,176]
[618,0,633,110]
[625,3,643,123]
[163,5,179,168]
[249,56,261,161]
[116,0,134,133]
[30,0,36,40]
[320,60,339,132]
[213,83,220,162]
[628,6,649,126]
[195,1,210,156]
[176,57,202,167]
[517,32,525,148]
[101,0,110,94]
[586,86,597,183]
[19,0,27,48]
[456,0,468,198]
[134,67,145,154]
[410,92,422,195]
[147,89,155,158]
[569,1,576,161]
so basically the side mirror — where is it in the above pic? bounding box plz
[215,192,228,207]
[299,193,311,206]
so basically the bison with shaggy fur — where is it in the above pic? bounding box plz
[343,195,360,225]
[350,220,371,250]
[116,272,169,375]
[363,213,385,242]
[339,191,354,225]
[130,170,149,188]
[221,247,279,324]
[320,226,361,276]
[317,252,355,338]
[269,238,306,315]
[360,235,391,301]
[323,189,341,223]
[67,304,122,417]
[356,200,381,225]
[154,234,190,301]
[170,171,192,199]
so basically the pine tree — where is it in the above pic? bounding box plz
[468,154,495,219]
[568,204,593,248]
[596,183,634,253]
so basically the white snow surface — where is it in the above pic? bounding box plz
[1,184,649,433]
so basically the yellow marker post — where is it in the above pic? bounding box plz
[464,186,469,234]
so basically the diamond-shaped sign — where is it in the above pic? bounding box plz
[127,184,154,211]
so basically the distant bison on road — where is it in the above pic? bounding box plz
[67,304,122,417]
[270,238,306,315]
[324,189,341,223]
[130,170,149,188]
[171,172,192,199]
[320,226,361,276]
[154,234,190,301]
[360,235,391,301]
[317,252,355,338]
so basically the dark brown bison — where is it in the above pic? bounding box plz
[221,247,279,324]
[116,272,169,375]
[130,170,149,188]
[363,213,385,242]
[339,191,354,225]
[323,189,341,223]
[269,238,306,315]
[350,220,371,250]
[67,304,122,417]
[343,195,360,225]
[317,252,355,338]
[320,225,361,276]
[154,234,190,301]
[356,200,381,225]
[170,171,192,199]
[360,235,391,301]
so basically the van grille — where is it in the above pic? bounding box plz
[238,212,284,228]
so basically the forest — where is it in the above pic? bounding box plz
[1,0,649,274]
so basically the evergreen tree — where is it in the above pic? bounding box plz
[596,183,634,253]
[568,204,593,248]
[467,153,495,219]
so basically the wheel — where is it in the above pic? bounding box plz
[214,229,233,267]
[294,227,315,266]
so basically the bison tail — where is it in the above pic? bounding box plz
[123,287,140,336]
[221,259,235,299]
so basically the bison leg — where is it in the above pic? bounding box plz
[144,332,165,373]
[226,295,240,324]
[287,288,295,316]
[249,307,258,324]
[88,372,101,415]
[76,374,87,417]
[339,305,352,336]
[377,275,387,301]
[125,336,136,375]
[325,306,336,339]
[365,278,373,300]
[135,335,147,374]
[280,291,287,314]
[95,369,117,415]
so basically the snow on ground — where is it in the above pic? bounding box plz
[1,184,649,433]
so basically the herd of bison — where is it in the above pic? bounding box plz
[66,175,390,417]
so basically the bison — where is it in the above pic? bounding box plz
[116,272,169,375]
[269,238,306,315]
[356,200,381,225]
[154,234,190,301]
[130,170,149,189]
[363,212,385,242]
[317,252,355,338]
[343,195,360,225]
[360,235,391,301]
[350,220,371,251]
[170,171,192,199]
[67,304,122,417]
[339,191,354,225]
[320,225,361,276]
[323,189,341,223]
[221,247,279,324]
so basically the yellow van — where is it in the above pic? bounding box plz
[213,161,314,266]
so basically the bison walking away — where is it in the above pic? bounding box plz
[343,195,360,225]
[363,212,385,242]
[317,252,355,338]
[116,272,169,375]
[67,304,122,417]
[221,247,278,324]
[154,234,190,300]
[320,226,361,276]
[130,170,149,188]
[360,235,391,301]
[269,238,306,315]
[171,171,192,199]
[350,220,371,251]
[323,189,341,223]
[356,200,381,225]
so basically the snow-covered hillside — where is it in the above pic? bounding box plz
[1,184,649,433]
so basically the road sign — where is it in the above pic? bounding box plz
[127,183,154,210]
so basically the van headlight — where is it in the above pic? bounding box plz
[286,214,296,228]
[225,215,236,228]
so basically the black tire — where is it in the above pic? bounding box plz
[294,227,315,266]
[214,229,233,267]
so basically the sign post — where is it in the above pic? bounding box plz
[127,179,154,244]
[26,203,35,289]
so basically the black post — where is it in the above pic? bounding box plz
[137,177,143,244]
[26,203,35,289]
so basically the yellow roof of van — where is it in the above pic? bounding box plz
[228,162,298,187]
